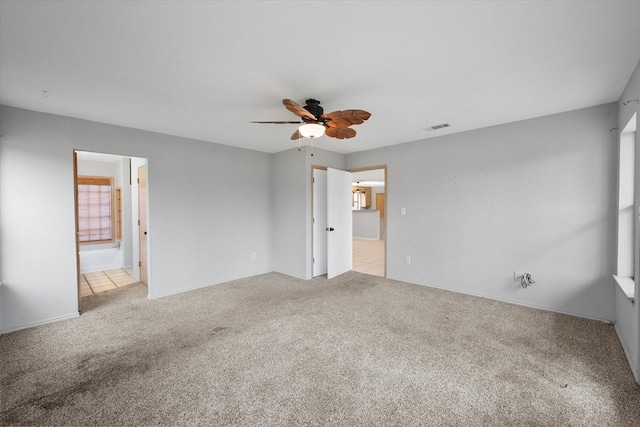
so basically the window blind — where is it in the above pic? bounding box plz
[77,176,113,243]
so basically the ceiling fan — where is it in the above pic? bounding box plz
[251,99,371,140]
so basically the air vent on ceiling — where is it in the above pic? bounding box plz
[425,123,450,131]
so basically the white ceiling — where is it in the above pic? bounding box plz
[1,1,639,154]
[75,150,123,163]
[352,168,385,187]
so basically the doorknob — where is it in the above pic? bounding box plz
[144,231,147,235]
[326,227,335,231]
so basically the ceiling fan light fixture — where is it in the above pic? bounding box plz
[298,123,325,139]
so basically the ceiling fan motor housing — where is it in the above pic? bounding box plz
[304,99,323,121]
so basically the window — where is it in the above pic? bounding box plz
[617,127,635,277]
[77,176,114,244]
[614,113,637,300]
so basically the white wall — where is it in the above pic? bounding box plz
[271,146,345,280]
[130,157,146,280]
[347,103,618,322]
[353,210,380,239]
[0,109,80,331]
[0,106,273,332]
[120,157,133,269]
[615,59,640,382]
[145,134,273,299]
[271,148,308,279]
[369,186,385,211]
[77,158,119,178]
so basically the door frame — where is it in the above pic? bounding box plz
[311,165,327,277]
[349,165,388,278]
[138,165,148,285]
[73,151,81,311]
[74,150,150,311]
[311,164,388,279]
[312,166,328,277]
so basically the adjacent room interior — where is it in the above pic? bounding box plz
[74,151,146,299]
[351,167,386,277]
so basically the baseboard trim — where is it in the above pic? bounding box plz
[1,312,80,335]
[386,275,613,324]
[614,323,640,384]
[147,271,274,300]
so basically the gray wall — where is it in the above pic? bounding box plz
[347,103,618,322]
[270,146,345,280]
[0,106,273,332]
[615,59,640,382]
[119,158,134,269]
[271,148,308,279]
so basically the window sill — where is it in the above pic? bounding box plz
[612,275,635,302]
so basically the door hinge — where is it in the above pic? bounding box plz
[137,178,140,184]
[138,220,140,225]
[313,258,315,263]
[138,261,141,267]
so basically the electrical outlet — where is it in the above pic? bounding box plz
[251,252,257,260]
[401,208,406,215]
[406,256,411,264]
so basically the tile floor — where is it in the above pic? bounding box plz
[353,238,385,277]
[80,268,137,296]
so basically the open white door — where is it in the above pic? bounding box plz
[138,165,148,285]
[327,168,352,279]
[313,169,328,277]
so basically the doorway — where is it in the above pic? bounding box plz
[312,167,354,279]
[312,165,387,279]
[351,166,387,277]
[74,151,149,311]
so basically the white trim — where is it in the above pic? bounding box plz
[387,275,614,324]
[612,274,635,301]
[146,271,272,300]
[0,312,79,335]
[614,322,640,383]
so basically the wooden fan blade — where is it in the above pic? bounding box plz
[290,128,303,140]
[250,121,303,124]
[283,99,317,121]
[323,117,352,128]
[325,127,356,139]
[321,109,371,127]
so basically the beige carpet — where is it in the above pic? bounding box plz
[2,271,639,426]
